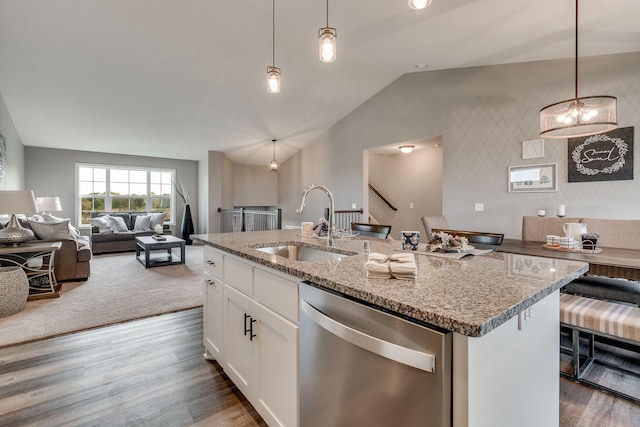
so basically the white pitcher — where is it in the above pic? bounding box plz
[563,222,588,241]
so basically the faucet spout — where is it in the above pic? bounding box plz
[296,184,336,247]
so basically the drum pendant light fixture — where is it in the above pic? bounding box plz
[539,0,617,138]
[270,139,279,173]
[318,0,336,63]
[267,0,281,93]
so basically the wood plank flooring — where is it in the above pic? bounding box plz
[0,308,637,426]
[0,309,266,427]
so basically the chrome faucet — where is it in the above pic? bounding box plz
[296,183,335,247]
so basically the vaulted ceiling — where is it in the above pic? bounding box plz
[1,0,639,165]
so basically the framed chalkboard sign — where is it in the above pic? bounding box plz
[568,126,634,182]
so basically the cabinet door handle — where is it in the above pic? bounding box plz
[249,318,257,341]
[204,279,215,286]
[244,313,251,336]
[206,260,216,266]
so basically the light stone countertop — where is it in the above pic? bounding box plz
[192,230,588,337]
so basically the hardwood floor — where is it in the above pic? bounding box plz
[0,308,637,426]
[0,309,266,427]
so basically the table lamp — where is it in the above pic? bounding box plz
[36,196,62,215]
[0,190,38,246]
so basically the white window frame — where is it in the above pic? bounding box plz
[75,163,176,228]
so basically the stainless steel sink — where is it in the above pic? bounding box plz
[255,243,356,262]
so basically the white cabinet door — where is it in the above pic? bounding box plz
[203,272,224,363]
[224,284,257,400]
[254,301,299,427]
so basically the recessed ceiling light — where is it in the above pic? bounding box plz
[415,64,428,69]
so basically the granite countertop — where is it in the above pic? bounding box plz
[192,230,588,337]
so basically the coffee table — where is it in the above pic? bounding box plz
[135,235,186,268]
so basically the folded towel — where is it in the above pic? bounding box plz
[389,262,417,274]
[368,252,389,263]
[389,253,415,263]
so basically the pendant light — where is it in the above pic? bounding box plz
[267,0,281,93]
[539,0,617,138]
[318,0,336,63]
[270,139,279,173]
[408,0,432,10]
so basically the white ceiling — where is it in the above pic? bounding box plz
[1,0,639,165]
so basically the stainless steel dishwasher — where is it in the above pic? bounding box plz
[299,283,452,427]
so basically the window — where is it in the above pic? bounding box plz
[77,164,175,226]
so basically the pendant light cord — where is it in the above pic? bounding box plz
[574,0,578,100]
[272,0,275,67]
[326,0,329,27]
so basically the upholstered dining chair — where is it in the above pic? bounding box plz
[351,222,392,239]
[420,215,449,239]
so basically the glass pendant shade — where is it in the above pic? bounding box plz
[270,159,279,173]
[408,0,432,10]
[540,96,617,138]
[318,27,337,63]
[267,66,281,93]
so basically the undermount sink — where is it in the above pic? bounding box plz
[255,243,356,262]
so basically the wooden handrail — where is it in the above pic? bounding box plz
[368,184,398,211]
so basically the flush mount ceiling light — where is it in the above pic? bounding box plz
[318,0,336,63]
[399,145,415,154]
[270,139,279,173]
[267,0,281,93]
[408,0,433,10]
[539,0,617,138]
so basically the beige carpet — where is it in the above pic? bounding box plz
[0,244,204,348]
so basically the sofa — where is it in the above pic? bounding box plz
[90,212,170,255]
[0,215,92,282]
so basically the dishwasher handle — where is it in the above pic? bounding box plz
[301,299,436,373]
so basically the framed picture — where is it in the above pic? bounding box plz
[568,126,633,182]
[508,163,557,193]
[0,133,6,190]
[522,139,544,159]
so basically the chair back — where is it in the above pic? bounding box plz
[351,222,392,239]
[421,216,449,239]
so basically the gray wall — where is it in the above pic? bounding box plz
[0,92,25,190]
[233,163,278,207]
[368,145,443,237]
[279,51,640,238]
[25,147,198,232]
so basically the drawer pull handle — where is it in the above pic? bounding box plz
[206,260,216,266]
[204,279,216,286]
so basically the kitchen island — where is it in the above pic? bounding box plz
[192,230,588,427]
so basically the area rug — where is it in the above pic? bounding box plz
[0,244,204,348]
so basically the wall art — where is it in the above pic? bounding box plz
[568,126,634,182]
[508,163,557,193]
[522,139,544,159]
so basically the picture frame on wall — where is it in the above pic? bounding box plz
[568,126,634,182]
[508,163,557,193]
[522,139,544,159]
[0,133,6,190]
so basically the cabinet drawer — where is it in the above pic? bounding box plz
[254,268,299,323]
[203,246,224,279]
[224,256,253,295]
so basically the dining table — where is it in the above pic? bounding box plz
[498,238,640,281]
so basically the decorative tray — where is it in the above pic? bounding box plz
[542,244,602,254]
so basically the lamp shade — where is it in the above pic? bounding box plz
[540,96,617,138]
[0,191,38,215]
[36,196,62,213]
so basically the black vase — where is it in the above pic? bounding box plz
[181,204,194,245]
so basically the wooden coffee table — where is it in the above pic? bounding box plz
[135,235,186,268]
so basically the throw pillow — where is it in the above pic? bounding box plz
[108,216,129,233]
[28,214,45,222]
[28,219,73,240]
[150,212,167,229]
[89,215,112,233]
[133,214,152,231]
[42,213,64,222]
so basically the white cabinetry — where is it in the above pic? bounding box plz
[203,246,224,362]
[203,245,299,427]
